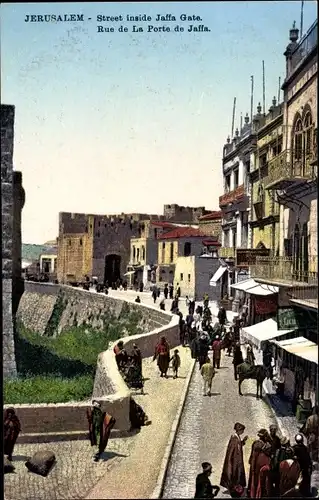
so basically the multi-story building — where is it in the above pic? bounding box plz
[249,99,283,253]
[252,21,317,306]
[251,21,317,405]
[156,226,220,291]
[215,115,257,303]
[128,220,180,288]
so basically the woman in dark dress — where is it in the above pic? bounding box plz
[4,408,21,461]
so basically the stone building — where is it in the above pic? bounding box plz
[57,204,212,285]
[198,211,222,239]
[252,20,317,302]
[156,226,220,287]
[2,104,25,378]
[128,220,180,288]
[174,255,221,301]
[249,100,283,253]
[250,21,317,406]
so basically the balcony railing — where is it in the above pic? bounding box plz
[288,21,318,78]
[219,184,245,207]
[265,149,316,190]
[251,255,318,286]
[219,247,235,259]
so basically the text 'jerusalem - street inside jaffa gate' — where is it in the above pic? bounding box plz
[1,1,318,499]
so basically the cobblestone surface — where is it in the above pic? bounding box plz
[86,348,193,499]
[162,350,277,499]
[4,434,135,500]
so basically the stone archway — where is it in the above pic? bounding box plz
[104,254,121,285]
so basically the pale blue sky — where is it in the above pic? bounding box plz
[1,1,317,243]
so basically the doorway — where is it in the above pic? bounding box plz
[104,254,121,285]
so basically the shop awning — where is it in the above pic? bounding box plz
[241,318,295,349]
[231,279,278,295]
[210,266,227,286]
[272,337,318,364]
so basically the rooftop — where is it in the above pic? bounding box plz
[157,226,210,240]
[198,211,222,221]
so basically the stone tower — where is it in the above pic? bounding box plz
[1,104,25,378]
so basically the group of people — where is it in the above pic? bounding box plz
[113,340,144,393]
[195,421,316,499]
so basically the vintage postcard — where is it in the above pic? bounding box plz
[2,1,318,499]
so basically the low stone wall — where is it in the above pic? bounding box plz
[18,282,170,335]
[6,286,180,437]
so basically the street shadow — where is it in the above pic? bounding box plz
[216,367,228,370]
[266,394,295,417]
[166,375,187,379]
[142,377,150,382]
[99,451,128,462]
[209,392,221,397]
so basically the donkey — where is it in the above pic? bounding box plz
[237,364,271,399]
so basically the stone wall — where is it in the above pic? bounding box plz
[2,104,17,378]
[7,287,180,436]
[18,282,171,336]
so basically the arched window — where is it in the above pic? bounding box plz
[304,112,313,158]
[184,242,191,257]
[293,118,303,161]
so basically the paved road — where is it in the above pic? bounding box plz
[162,351,277,499]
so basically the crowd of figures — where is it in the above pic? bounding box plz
[196,421,317,498]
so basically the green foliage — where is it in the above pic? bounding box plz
[5,308,144,404]
[4,374,93,404]
[44,292,68,336]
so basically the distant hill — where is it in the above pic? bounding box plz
[22,243,57,262]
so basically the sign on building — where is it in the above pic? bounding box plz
[236,248,270,268]
[277,306,317,331]
[254,296,277,315]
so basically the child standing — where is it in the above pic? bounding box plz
[170,349,181,379]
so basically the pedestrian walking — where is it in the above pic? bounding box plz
[176,284,181,298]
[218,306,227,326]
[113,340,129,372]
[135,295,141,303]
[195,462,220,499]
[153,336,170,377]
[198,334,210,369]
[211,335,222,369]
[152,287,157,303]
[169,284,174,299]
[164,283,168,299]
[220,422,248,494]
[232,343,244,381]
[87,401,116,461]
[252,442,273,497]
[300,405,319,462]
[200,357,215,396]
[170,349,181,379]
[159,298,165,310]
[293,434,313,497]
[4,408,21,462]
[272,437,293,495]
[247,428,272,497]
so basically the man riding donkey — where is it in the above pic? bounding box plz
[236,341,274,399]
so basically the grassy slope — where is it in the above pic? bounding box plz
[5,313,143,404]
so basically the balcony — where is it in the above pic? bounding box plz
[265,150,317,190]
[219,247,235,259]
[251,255,318,288]
[219,184,245,207]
